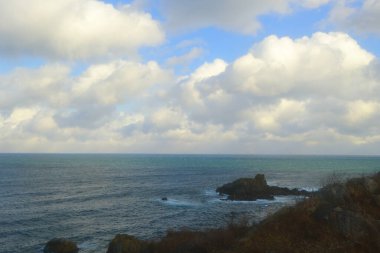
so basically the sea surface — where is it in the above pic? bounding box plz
[0,154,379,253]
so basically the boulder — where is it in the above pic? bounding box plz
[43,238,78,253]
[216,174,310,201]
[107,234,145,253]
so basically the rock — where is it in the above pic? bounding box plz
[107,234,145,253]
[162,197,168,201]
[216,174,310,201]
[43,238,78,253]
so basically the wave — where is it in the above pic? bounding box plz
[203,189,219,197]
[301,187,320,192]
[208,195,302,205]
[78,241,97,251]
[158,198,200,207]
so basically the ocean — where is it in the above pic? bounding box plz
[0,154,379,253]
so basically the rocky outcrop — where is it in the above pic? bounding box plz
[216,174,310,200]
[107,234,146,253]
[43,238,78,253]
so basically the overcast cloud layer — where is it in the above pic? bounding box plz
[0,0,379,154]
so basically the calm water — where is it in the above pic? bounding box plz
[0,154,379,253]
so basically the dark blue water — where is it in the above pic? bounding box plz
[0,154,379,253]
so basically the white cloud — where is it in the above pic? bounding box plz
[247,99,308,132]
[160,0,331,34]
[302,0,332,8]
[0,64,71,110]
[174,32,380,152]
[0,0,164,59]
[72,60,171,106]
[327,0,380,35]
[1,32,380,154]
[345,100,380,125]
[149,107,186,131]
[166,47,204,66]
[6,107,39,127]
[0,60,171,131]
[224,32,374,97]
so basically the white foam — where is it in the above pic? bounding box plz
[301,187,320,192]
[78,241,97,250]
[272,196,297,203]
[204,189,219,197]
[159,198,200,207]
[208,195,301,205]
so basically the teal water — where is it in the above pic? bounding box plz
[0,154,379,253]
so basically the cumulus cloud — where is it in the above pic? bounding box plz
[0,0,164,59]
[160,0,331,34]
[0,60,171,133]
[1,32,380,154]
[225,32,374,98]
[173,32,380,152]
[71,60,170,106]
[327,0,380,35]
[0,64,71,110]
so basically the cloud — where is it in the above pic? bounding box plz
[71,60,171,106]
[0,64,71,111]
[345,100,379,125]
[224,32,374,98]
[173,32,380,152]
[0,60,171,132]
[0,0,164,60]
[160,0,331,34]
[246,99,308,133]
[166,47,204,66]
[1,32,380,154]
[327,0,380,35]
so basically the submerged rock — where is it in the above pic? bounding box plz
[216,174,310,201]
[43,238,78,253]
[107,234,145,253]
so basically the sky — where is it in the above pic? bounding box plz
[0,0,380,154]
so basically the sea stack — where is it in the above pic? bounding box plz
[216,174,310,201]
